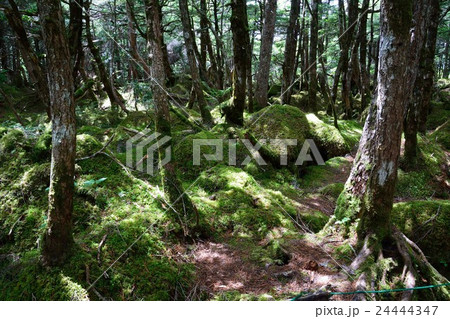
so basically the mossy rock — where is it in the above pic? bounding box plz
[305,113,350,159]
[20,163,51,196]
[392,200,450,276]
[0,129,29,154]
[429,120,450,150]
[76,134,102,158]
[246,105,310,163]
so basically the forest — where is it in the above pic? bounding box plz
[0,0,449,301]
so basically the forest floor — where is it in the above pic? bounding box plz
[0,80,449,300]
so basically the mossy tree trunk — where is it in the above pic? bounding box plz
[147,0,197,237]
[281,0,300,105]
[178,0,214,127]
[330,0,449,300]
[226,0,249,126]
[37,0,76,266]
[254,0,277,110]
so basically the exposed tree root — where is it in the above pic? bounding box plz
[347,228,450,301]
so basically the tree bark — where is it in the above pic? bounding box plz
[68,0,84,82]
[281,0,300,105]
[147,0,197,237]
[417,0,440,133]
[226,0,249,126]
[178,0,214,126]
[254,0,277,110]
[37,0,76,266]
[334,0,425,241]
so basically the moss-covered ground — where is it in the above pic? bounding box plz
[0,82,449,300]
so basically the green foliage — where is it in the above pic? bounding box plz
[429,120,450,149]
[76,134,102,158]
[392,200,450,277]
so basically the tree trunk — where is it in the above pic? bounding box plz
[308,0,320,111]
[85,2,128,114]
[68,0,84,82]
[4,0,50,115]
[341,0,358,119]
[359,0,370,113]
[226,0,249,126]
[443,41,449,79]
[126,0,151,76]
[178,0,214,126]
[334,0,422,242]
[281,0,300,105]
[147,0,197,237]
[254,0,277,110]
[404,0,439,164]
[417,0,440,133]
[37,0,76,266]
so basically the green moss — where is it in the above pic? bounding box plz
[429,120,450,150]
[20,163,51,196]
[305,113,350,159]
[427,101,450,130]
[301,210,329,232]
[32,129,52,161]
[246,105,310,163]
[76,134,102,158]
[392,200,450,277]
[0,129,28,154]
[334,189,361,222]
[319,183,345,200]
[119,111,153,130]
[396,170,435,199]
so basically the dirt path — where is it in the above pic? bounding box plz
[192,237,353,300]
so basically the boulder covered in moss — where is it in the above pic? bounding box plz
[246,105,310,164]
[305,113,350,159]
[392,200,450,276]
[76,134,102,158]
[247,105,350,165]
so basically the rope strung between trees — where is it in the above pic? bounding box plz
[291,282,450,300]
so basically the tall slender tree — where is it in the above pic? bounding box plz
[254,0,277,110]
[330,0,449,300]
[37,0,76,266]
[226,0,250,126]
[179,0,214,126]
[281,0,300,105]
[308,0,320,111]
[147,0,198,237]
